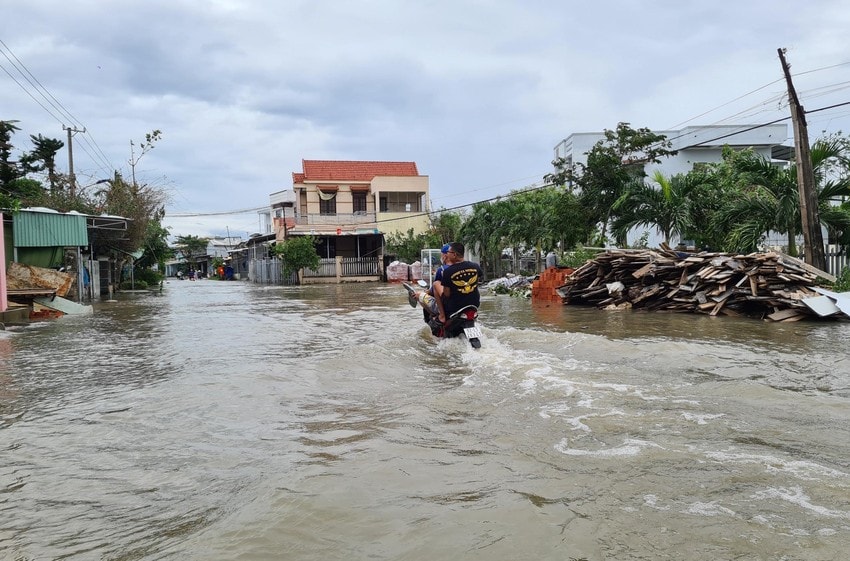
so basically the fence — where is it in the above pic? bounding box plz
[303,258,337,278]
[303,256,381,279]
[249,258,298,285]
[250,256,381,284]
[826,245,850,278]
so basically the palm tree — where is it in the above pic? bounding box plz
[611,171,698,246]
[715,139,850,254]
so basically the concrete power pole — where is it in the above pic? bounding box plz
[777,48,826,271]
[63,125,85,198]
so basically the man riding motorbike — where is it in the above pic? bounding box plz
[438,242,483,320]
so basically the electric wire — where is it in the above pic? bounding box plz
[0,39,117,175]
[0,39,85,128]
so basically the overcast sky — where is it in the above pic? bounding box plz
[3,1,849,240]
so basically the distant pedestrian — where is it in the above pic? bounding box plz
[545,250,558,269]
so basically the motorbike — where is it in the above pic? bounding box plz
[403,281,482,349]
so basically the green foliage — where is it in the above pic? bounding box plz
[561,245,602,268]
[120,279,149,290]
[133,268,163,286]
[136,216,173,270]
[20,133,64,193]
[832,266,850,292]
[7,177,45,201]
[430,210,463,243]
[173,234,210,263]
[630,231,650,249]
[611,171,700,246]
[0,120,25,190]
[385,228,441,263]
[271,235,320,277]
[546,122,677,246]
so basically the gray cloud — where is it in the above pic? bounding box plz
[3,0,849,239]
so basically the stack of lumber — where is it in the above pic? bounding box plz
[532,267,574,303]
[555,248,835,322]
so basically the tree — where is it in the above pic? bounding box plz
[21,134,64,194]
[385,228,441,263]
[546,122,677,246]
[459,201,510,276]
[429,209,463,244]
[549,186,595,250]
[84,131,170,283]
[611,171,699,246]
[129,129,161,188]
[502,188,561,271]
[173,234,209,266]
[709,139,850,254]
[0,120,27,206]
[136,212,174,272]
[271,235,320,278]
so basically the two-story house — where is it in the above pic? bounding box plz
[265,159,430,282]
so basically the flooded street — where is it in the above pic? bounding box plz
[2,278,849,560]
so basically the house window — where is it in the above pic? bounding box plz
[380,192,420,212]
[320,197,336,215]
[353,192,367,213]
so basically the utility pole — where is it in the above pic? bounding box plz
[63,125,85,198]
[777,48,826,271]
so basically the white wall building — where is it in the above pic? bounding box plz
[554,124,789,177]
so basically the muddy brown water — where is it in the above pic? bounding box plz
[1,279,848,560]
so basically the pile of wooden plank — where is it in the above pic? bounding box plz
[555,248,840,322]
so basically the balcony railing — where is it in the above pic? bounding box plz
[295,212,376,226]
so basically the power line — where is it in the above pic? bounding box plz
[167,207,268,218]
[0,39,116,175]
[667,59,850,131]
[0,59,66,124]
[668,78,786,130]
[0,39,84,129]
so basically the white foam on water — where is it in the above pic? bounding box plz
[681,412,725,425]
[683,501,736,517]
[643,494,670,511]
[751,486,850,519]
[705,450,850,482]
[555,437,662,458]
[538,402,571,419]
[591,382,633,393]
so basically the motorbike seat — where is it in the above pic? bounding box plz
[449,305,479,320]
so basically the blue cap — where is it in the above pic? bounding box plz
[441,243,451,253]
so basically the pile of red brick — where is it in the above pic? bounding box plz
[531,267,574,303]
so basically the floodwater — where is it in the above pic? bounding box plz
[1,278,849,561]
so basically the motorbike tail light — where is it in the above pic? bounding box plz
[463,309,478,320]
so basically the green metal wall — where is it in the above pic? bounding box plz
[13,211,88,247]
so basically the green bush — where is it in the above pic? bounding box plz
[134,267,164,285]
[561,245,603,268]
[832,266,850,292]
[119,279,149,290]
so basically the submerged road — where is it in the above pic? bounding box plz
[1,278,849,560]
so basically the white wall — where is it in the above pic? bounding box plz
[552,124,790,247]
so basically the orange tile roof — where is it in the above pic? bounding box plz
[296,159,419,182]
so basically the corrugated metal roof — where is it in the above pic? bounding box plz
[13,210,89,247]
